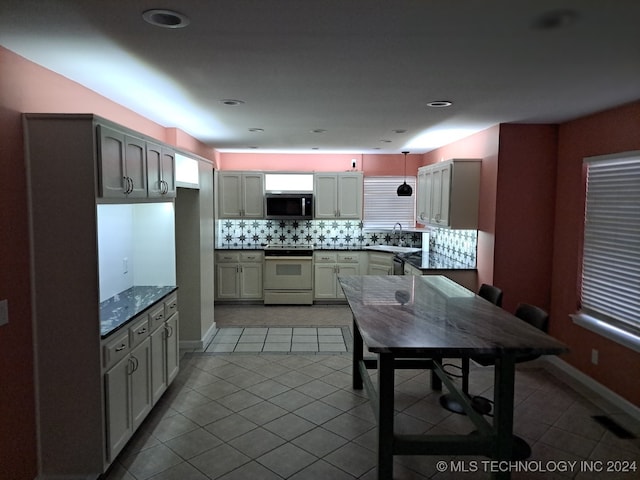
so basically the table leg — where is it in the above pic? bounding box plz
[352,317,363,390]
[492,354,516,480]
[377,353,394,480]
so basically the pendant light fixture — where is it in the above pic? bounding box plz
[397,151,413,196]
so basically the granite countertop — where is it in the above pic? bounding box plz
[399,250,476,270]
[338,275,569,356]
[215,246,475,270]
[100,285,177,338]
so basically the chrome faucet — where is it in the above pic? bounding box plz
[392,222,403,246]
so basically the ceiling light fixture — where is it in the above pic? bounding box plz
[397,151,413,197]
[532,9,579,30]
[220,99,244,106]
[310,129,327,134]
[142,9,190,29]
[427,100,453,108]
[248,128,264,132]
[393,129,407,134]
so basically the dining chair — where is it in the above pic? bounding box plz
[468,303,550,459]
[439,284,503,415]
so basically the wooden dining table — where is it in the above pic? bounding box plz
[338,274,569,480]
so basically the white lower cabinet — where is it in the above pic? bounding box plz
[367,252,394,275]
[314,252,360,300]
[215,251,264,300]
[104,337,151,461]
[103,294,179,463]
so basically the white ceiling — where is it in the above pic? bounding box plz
[1,0,639,154]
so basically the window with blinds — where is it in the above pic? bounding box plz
[580,152,640,338]
[363,176,416,229]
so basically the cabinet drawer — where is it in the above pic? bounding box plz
[129,315,150,348]
[165,294,178,319]
[103,331,129,370]
[216,252,240,263]
[240,252,263,262]
[314,252,337,263]
[337,252,359,263]
[149,304,165,330]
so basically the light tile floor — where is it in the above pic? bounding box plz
[103,312,640,480]
[206,327,350,353]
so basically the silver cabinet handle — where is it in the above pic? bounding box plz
[115,343,127,352]
[137,327,147,335]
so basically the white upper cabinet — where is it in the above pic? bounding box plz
[147,142,176,198]
[218,172,265,218]
[314,172,363,219]
[416,159,481,229]
[97,125,176,200]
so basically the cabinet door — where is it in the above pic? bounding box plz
[124,136,148,198]
[416,169,428,224]
[423,169,434,225]
[336,264,359,299]
[130,338,152,430]
[239,263,263,299]
[314,174,338,219]
[104,356,132,462]
[216,264,240,299]
[218,173,243,218]
[150,325,167,404]
[337,174,362,219]
[242,173,264,218]
[161,148,176,198]
[430,164,451,226]
[368,264,392,275]
[314,263,337,299]
[166,313,180,385]
[98,125,127,198]
[146,142,164,198]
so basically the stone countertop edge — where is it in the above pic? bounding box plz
[214,247,476,271]
[100,285,178,339]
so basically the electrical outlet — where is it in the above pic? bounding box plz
[351,159,357,169]
[0,299,8,327]
[591,348,599,365]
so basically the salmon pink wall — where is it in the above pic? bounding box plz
[218,153,362,172]
[0,46,214,478]
[217,152,421,176]
[551,101,640,405]
[493,124,558,313]
[421,126,500,289]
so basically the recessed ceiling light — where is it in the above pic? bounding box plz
[248,146,259,149]
[311,147,320,150]
[427,100,453,108]
[248,128,264,132]
[142,9,190,29]
[220,99,245,106]
[393,129,407,134]
[310,129,327,134]
[380,139,392,143]
[532,9,579,30]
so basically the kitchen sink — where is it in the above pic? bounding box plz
[365,245,421,254]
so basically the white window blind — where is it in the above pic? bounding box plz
[363,176,416,229]
[581,153,640,332]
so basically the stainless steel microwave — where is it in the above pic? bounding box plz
[265,193,313,220]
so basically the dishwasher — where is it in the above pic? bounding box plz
[392,256,404,275]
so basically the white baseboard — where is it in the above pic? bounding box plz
[544,356,640,422]
[179,321,217,351]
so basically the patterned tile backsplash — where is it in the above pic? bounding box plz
[216,219,477,268]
